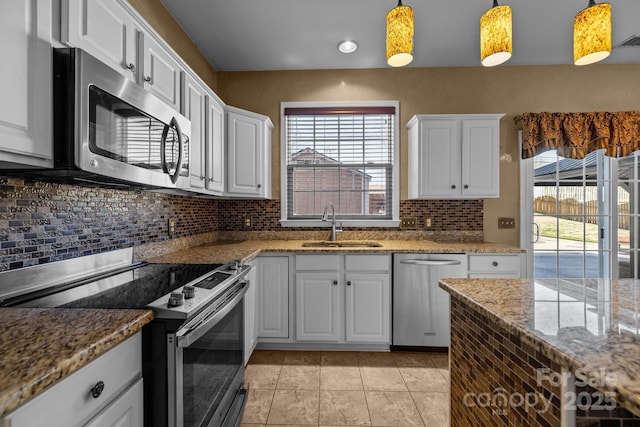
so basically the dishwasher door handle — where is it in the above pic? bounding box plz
[399,259,462,266]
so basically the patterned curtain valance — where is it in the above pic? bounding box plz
[521,111,640,159]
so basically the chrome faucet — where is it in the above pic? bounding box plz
[322,202,343,241]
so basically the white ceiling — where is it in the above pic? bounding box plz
[160,0,640,72]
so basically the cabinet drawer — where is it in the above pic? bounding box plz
[468,254,521,273]
[345,255,390,271]
[296,255,339,271]
[4,333,142,427]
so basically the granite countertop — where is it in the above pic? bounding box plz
[0,307,153,418]
[147,239,524,265]
[439,277,640,417]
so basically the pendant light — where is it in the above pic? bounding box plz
[573,0,611,66]
[480,0,512,67]
[386,0,414,67]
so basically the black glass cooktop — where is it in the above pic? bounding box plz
[8,263,222,309]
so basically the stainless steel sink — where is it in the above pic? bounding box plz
[301,241,383,248]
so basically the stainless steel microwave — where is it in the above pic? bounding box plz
[42,48,191,189]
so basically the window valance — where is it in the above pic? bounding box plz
[520,111,640,159]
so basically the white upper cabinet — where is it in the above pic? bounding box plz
[62,0,138,81]
[407,114,504,199]
[140,32,182,110]
[226,106,273,198]
[183,73,207,190]
[63,0,181,110]
[206,94,226,194]
[0,0,52,168]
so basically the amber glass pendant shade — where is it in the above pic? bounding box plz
[386,1,414,67]
[480,1,512,67]
[573,1,611,66]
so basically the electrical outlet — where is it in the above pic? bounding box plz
[498,217,516,229]
[245,217,251,228]
[424,218,432,229]
[401,216,417,229]
[168,217,177,236]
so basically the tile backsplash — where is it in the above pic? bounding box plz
[0,177,218,271]
[0,177,483,271]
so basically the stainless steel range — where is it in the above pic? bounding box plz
[0,248,251,427]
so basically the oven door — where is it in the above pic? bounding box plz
[168,281,248,427]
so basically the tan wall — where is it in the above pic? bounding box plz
[216,65,640,246]
[127,0,217,91]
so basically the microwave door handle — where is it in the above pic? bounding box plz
[160,117,183,184]
[176,282,249,348]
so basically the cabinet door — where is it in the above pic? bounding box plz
[416,119,461,198]
[63,0,138,81]
[257,256,289,339]
[183,74,206,190]
[345,273,391,343]
[244,262,258,364]
[84,378,143,427]
[295,273,340,342]
[140,31,182,110]
[226,111,263,196]
[0,0,52,168]
[206,94,226,194]
[462,119,500,197]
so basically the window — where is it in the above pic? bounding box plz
[281,101,399,227]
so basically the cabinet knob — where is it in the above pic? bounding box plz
[347,280,352,286]
[492,261,499,267]
[451,185,456,189]
[257,184,262,189]
[90,381,105,398]
[332,280,338,285]
[144,76,153,83]
[464,184,469,189]
[126,63,136,72]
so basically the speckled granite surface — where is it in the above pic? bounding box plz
[0,308,153,417]
[439,278,640,417]
[146,239,524,265]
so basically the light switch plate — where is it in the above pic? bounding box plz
[498,217,516,229]
[401,216,417,229]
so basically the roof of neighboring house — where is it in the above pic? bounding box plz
[291,147,372,179]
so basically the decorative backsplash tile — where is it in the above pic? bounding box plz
[216,198,483,232]
[0,177,483,271]
[0,177,218,271]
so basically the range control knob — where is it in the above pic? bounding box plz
[168,292,184,307]
[182,285,195,299]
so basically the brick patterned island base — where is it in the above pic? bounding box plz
[440,278,640,427]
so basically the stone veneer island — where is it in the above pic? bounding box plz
[439,278,640,427]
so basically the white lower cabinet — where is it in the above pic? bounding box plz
[256,256,290,339]
[84,379,143,427]
[345,272,391,343]
[1,333,143,427]
[295,254,391,344]
[244,260,258,364]
[296,272,340,341]
[467,254,523,278]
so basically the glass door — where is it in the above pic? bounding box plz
[615,151,640,279]
[524,148,612,279]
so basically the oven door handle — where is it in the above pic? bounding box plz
[176,281,248,348]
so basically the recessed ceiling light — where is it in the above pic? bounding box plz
[337,40,359,54]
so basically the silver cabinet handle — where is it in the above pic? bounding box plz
[533,222,540,243]
[399,259,462,266]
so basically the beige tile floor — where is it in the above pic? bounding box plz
[240,350,450,426]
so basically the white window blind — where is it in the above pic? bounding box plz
[284,106,395,220]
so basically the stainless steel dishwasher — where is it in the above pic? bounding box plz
[393,253,468,348]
